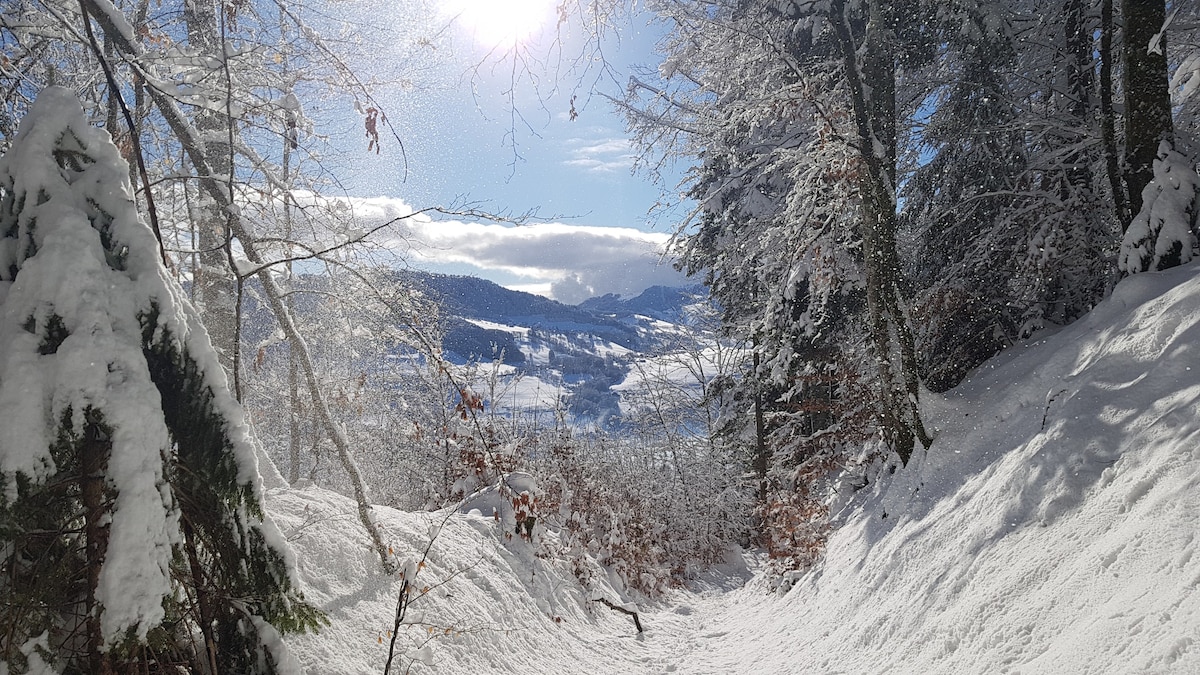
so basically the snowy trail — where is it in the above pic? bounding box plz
[273,485,761,675]
[562,566,753,675]
[635,582,741,674]
[272,480,767,674]
[579,545,771,675]
[278,264,1200,674]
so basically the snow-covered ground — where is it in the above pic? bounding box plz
[275,262,1200,673]
[457,365,566,415]
[612,343,735,415]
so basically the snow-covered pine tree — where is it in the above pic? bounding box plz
[1119,141,1200,273]
[0,87,322,673]
[620,0,890,557]
[902,2,1027,392]
[1007,0,1117,334]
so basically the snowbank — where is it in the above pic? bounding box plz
[670,262,1200,673]
[276,262,1200,673]
[269,485,657,674]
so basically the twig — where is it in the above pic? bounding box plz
[384,508,458,674]
[1042,388,1067,431]
[383,579,410,675]
[76,0,168,267]
[592,597,643,633]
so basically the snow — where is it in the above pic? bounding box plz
[1173,53,1200,104]
[441,362,564,414]
[268,485,657,674]
[1120,141,1200,273]
[277,261,1200,673]
[0,87,179,642]
[462,317,530,336]
[487,373,564,413]
[0,87,298,652]
[613,345,727,395]
[663,262,1200,673]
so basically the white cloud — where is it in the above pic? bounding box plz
[318,194,688,304]
[505,281,555,296]
[575,138,633,155]
[563,157,635,173]
[563,135,637,174]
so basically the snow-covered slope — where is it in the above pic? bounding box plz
[275,263,1200,674]
[671,263,1200,674]
[267,485,668,674]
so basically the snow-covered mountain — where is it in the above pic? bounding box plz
[274,262,1200,673]
[401,270,709,421]
[240,270,709,423]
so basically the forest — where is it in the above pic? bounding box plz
[1,0,1199,672]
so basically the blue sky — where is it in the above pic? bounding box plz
[327,2,690,303]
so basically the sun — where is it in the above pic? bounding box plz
[448,0,557,47]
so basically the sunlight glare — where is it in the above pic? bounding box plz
[449,0,557,47]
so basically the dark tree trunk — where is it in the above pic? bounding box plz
[1100,0,1129,229]
[1122,0,1174,218]
[183,521,220,674]
[830,0,931,465]
[81,413,114,675]
[1063,0,1095,194]
[752,347,768,507]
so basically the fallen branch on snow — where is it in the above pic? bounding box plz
[592,597,644,633]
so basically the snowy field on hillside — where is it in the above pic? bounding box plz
[278,263,1200,673]
[441,361,566,416]
[613,344,735,402]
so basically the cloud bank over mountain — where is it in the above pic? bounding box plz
[334,195,688,303]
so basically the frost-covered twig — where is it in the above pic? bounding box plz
[384,508,457,675]
[76,0,167,267]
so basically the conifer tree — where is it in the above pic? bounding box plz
[902,6,1026,392]
[1119,141,1200,273]
[1123,0,1175,222]
[0,87,323,674]
[620,1,892,552]
[1007,0,1117,332]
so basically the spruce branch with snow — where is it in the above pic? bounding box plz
[0,87,322,674]
[1119,141,1200,274]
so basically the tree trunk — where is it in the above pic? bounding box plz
[1122,0,1174,219]
[81,413,114,675]
[751,347,768,508]
[1062,0,1095,195]
[280,8,304,485]
[830,0,931,465]
[184,0,239,375]
[182,521,219,674]
[1100,0,1129,229]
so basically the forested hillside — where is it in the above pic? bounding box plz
[1,0,1199,673]
[616,0,1200,561]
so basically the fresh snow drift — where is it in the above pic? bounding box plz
[668,261,1200,674]
[267,485,670,674]
[278,262,1200,673]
